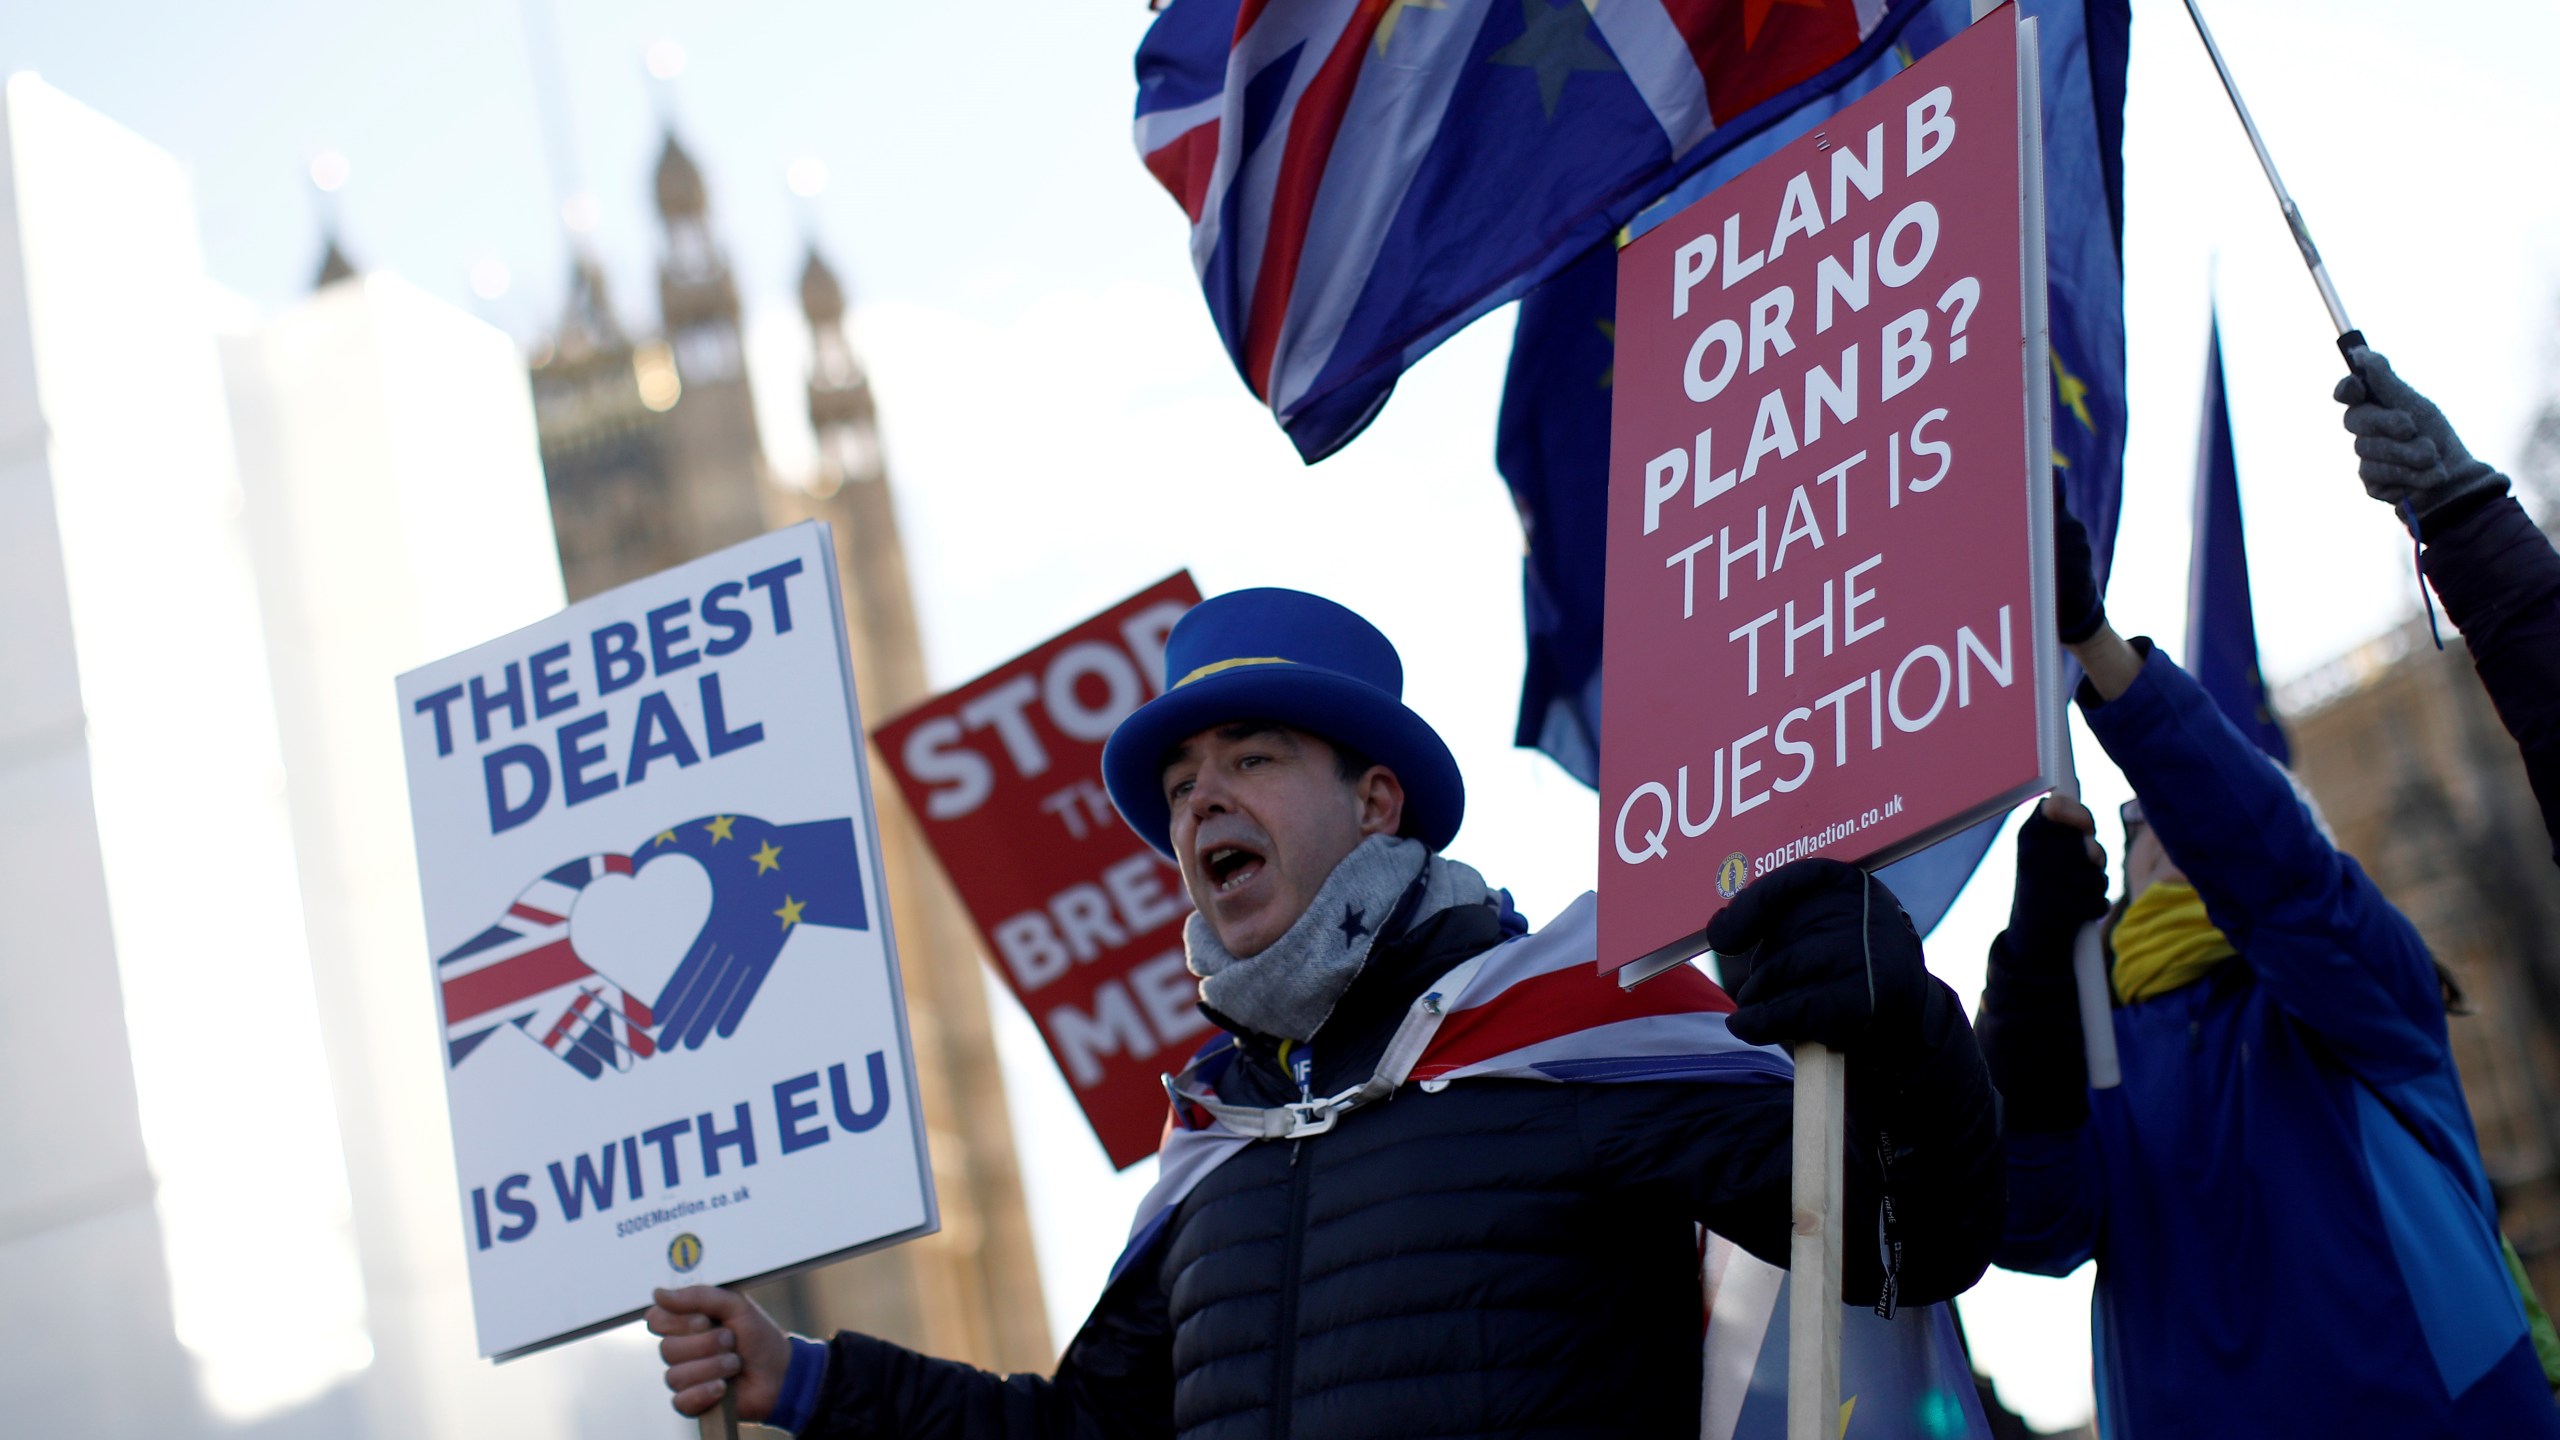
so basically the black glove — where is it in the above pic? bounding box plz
[2004,805,2111,970]
[2053,496,2105,644]
[1710,859,1926,1065]
[2334,346,2509,537]
[1977,804,2110,1132]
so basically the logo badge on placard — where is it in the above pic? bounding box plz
[668,1233,703,1273]
[1716,853,1750,899]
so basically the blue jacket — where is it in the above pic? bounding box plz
[1986,646,2559,1438]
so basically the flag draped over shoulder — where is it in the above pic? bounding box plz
[1495,0,2131,931]
[1101,895,1994,1440]
[1133,0,1910,462]
[2185,315,2289,762]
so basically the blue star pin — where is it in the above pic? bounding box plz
[1338,906,1370,946]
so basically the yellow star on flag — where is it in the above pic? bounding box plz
[750,839,783,875]
[774,894,806,931]
[704,814,737,844]
[1489,0,1619,122]
[2052,351,2096,433]
[1373,0,1446,55]
[654,830,678,846]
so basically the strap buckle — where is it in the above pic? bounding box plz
[1276,1082,1370,1138]
[1280,1095,1346,1137]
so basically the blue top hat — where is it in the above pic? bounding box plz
[1103,588,1464,860]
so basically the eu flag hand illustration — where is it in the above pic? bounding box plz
[635,814,869,1052]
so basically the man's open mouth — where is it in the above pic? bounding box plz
[1203,845,1265,894]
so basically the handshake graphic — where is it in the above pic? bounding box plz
[437,812,868,1079]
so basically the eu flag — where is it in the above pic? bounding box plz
[2185,316,2290,763]
[642,813,868,1050]
[1495,0,2131,932]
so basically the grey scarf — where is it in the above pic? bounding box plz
[1186,834,1493,1042]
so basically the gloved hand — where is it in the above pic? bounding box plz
[2334,346,2509,536]
[1978,796,2110,1132]
[2002,796,2110,975]
[1709,859,1926,1065]
[2053,495,2106,644]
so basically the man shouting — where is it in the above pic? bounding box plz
[650,587,2001,1437]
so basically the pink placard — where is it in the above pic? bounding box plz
[1599,10,2053,976]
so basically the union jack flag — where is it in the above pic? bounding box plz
[1134,0,1905,460]
[438,855,657,1079]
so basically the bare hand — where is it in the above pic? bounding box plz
[647,1285,789,1421]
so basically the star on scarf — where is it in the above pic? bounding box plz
[1339,906,1371,946]
[1488,0,1619,122]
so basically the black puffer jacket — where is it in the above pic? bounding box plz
[801,898,2000,1439]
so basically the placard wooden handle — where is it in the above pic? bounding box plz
[1787,1041,1846,1440]
[699,1387,739,1440]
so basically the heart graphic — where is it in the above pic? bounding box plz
[570,853,713,1012]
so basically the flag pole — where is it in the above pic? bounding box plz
[2178,0,2363,357]
[2008,1,2114,1093]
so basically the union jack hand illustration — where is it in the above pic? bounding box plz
[437,813,867,1079]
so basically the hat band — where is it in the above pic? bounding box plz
[1172,655,1294,689]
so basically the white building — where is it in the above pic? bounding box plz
[0,72,680,1437]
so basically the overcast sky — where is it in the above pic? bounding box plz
[10,1,2558,1430]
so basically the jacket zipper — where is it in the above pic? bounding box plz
[1271,1046,1315,1440]
[1272,1135,1311,1440]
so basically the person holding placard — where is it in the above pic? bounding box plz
[1977,515,2560,1436]
[648,587,2004,1437]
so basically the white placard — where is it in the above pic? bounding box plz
[395,522,935,1360]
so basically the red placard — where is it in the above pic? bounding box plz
[1599,11,2058,978]
[874,575,1202,1168]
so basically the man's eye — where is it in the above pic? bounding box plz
[1237,753,1267,769]
[1167,779,1193,802]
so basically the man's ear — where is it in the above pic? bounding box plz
[1354,765,1406,839]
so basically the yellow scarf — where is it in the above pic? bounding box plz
[2111,880,2236,1005]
